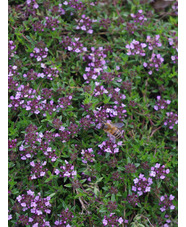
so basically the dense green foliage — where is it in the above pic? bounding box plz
[8,0,178,226]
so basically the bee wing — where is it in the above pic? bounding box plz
[107,133,116,143]
[112,123,124,128]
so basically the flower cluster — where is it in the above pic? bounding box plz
[25,0,39,16]
[83,47,108,83]
[168,36,178,50]
[67,123,79,138]
[154,96,171,111]
[126,39,147,56]
[125,163,136,174]
[99,18,111,29]
[102,213,125,226]
[8,75,19,91]
[106,201,118,212]
[16,190,51,226]
[26,0,39,9]
[54,208,74,226]
[30,161,48,180]
[44,17,60,31]
[61,36,87,53]
[46,3,65,16]
[93,82,108,96]
[94,105,127,121]
[75,14,97,34]
[18,126,59,162]
[43,146,58,162]
[146,35,162,50]
[41,64,59,80]
[55,160,77,179]
[100,72,116,84]
[143,53,164,75]
[125,22,137,34]
[171,55,178,64]
[8,139,17,150]
[159,194,175,212]
[132,173,153,196]
[120,80,132,93]
[127,193,140,207]
[8,210,12,221]
[98,140,122,154]
[57,95,73,109]
[162,214,173,227]
[8,40,16,60]
[172,1,178,15]
[8,64,19,78]
[164,112,178,130]
[62,0,85,11]
[32,20,45,32]
[130,9,147,25]
[81,148,95,163]
[149,163,170,179]
[30,42,49,62]
[106,87,126,105]
[79,115,94,130]
[23,69,38,81]
[168,35,178,64]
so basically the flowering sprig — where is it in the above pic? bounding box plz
[98,140,122,154]
[8,210,12,221]
[61,36,87,53]
[40,64,59,80]
[81,148,95,163]
[94,105,127,122]
[55,160,77,179]
[132,173,153,196]
[8,40,16,60]
[164,112,178,130]
[30,42,49,62]
[62,0,85,11]
[126,22,137,34]
[16,190,51,226]
[8,64,19,78]
[171,55,178,64]
[107,87,126,105]
[125,163,136,174]
[168,36,178,50]
[75,14,97,34]
[149,163,170,180]
[79,115,94,130]
[172,1,178,15]
[30,161,48,180]
[23,69,38,81]
[82,47,108,83]
[56,95,73,109]
[159,194,175,212]
[99,18,111,30]
[54,208,74,226]
[127,193,140,207]
[43,17,60,31]
[154,96,171,111]
[93,82,108,96]
[146,35,162,50]
[130,9,147,25]
[143,53,164,75]
[102,213,126,226]
[8,139,17,150]
[126,39,147,56]
[26,0,39,9]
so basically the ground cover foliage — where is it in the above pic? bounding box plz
[8,0,178,226]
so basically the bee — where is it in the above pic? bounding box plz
[101,120,124,143]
